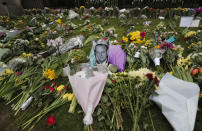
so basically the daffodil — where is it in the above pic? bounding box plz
[43,69,57,80]
[57,85,64,91]
[63,93,74,101]
[122,36,128,42]
[56,19,62,24]
[2,69,13,76]
[80,6,85,9]
[185,31,196,38]
[169,72,173,75]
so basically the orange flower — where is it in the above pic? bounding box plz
[172,47,177,50]
[18,20,24,24]
[154,45,160,49]
[5,19,9,22]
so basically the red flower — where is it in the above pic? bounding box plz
[146,73,153,80]
[103,37,108,40]
[111,80,115,83]
[52,82,56,86]
[46,115,56,126]
[120,39,124,43]
[149,8,153,11]
[64,86,68,90]
[154,77,159,86]
[45,85,51,90]
[83,15,88,19]
[191,69,198,76]
[49,87,55,92]
[184,38,188,41]
[140,32,146,37]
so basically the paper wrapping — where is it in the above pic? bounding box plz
[69,71,108,125]
[150,73,200,131]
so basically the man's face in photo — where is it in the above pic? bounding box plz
[95,45,107,64]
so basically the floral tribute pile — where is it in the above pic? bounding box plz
[0,6,202,131]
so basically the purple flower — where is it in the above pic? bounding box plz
[188,8,196,13]
[17,72,22,76]
[196,7,202,13]
[0,31,6,37]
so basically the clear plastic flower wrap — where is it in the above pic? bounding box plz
[68,10,79,19]
[0,62,8,76]
[149,48,165,66]
[54,35,85,55]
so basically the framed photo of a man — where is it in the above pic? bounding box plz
[93,39,109,65]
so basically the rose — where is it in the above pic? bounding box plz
[191,69,198,76]
[184,38,188,41]
[140,32,146,37]
[46,115,56,126]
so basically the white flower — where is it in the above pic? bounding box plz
[90,7,95,10]
[42,24,46,28]
[105,7,109,11]
[128,68,154,81]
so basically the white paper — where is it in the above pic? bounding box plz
[179,16,200,27]
[21,96,34,111]
[190,19,200,27]
[150,73,200,131]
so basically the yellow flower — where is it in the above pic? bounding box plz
[145,40,152,47]
[63,93,74,101]
[177,56,191,69]
[57,85,64,91]
[2,69,13,76]
[154,45,160,49]
[185,31,196,38]
[80,6,85,9]
[169,72,173,75]
[56,19,62,24]
[122,36,128,42]
[43,69,57,80]
[20,52,32,58]
[68,93,74,101]
[128,31,146,44]
[5,19,9,22]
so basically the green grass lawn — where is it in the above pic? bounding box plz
[0,16,202,131]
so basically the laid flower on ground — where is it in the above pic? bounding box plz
[43,69,57,80]
[46,115,56,126]
[2,69,13,76]
[63,93,74,102]
[57,85,64,91]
